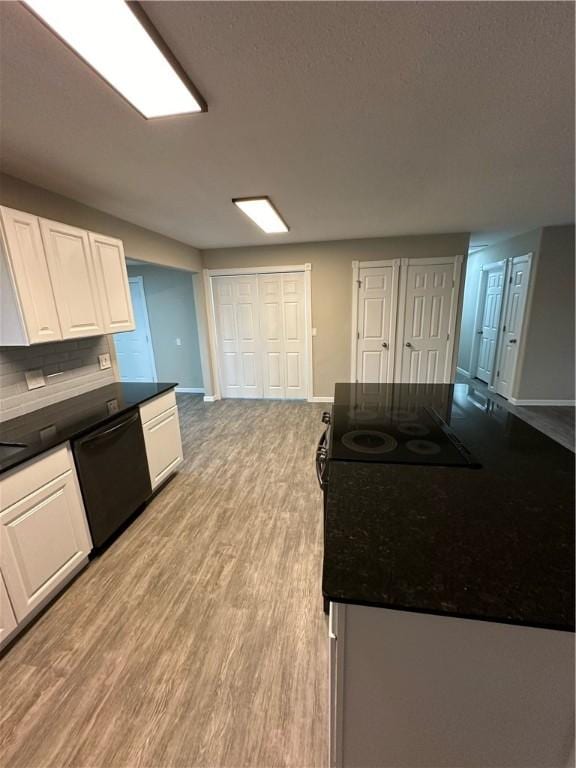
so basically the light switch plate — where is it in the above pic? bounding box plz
[98,353,111,370]
[25,369,45,390]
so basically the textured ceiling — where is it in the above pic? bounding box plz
[0,1,573,249]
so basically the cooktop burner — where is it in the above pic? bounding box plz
[341,430,398,454]
[330,402,479,467]
[406,439,441,455]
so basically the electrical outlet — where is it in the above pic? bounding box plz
[176,337,182,346]
[25,369,45,390]
[98,353,111,370]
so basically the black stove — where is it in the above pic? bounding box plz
[326,383,480,468]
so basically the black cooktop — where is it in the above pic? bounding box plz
[330,384,479,467]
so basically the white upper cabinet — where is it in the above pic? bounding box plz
[0,206,62,345]
[0,205,135,345]
[89,232,135,333]
[40,218,105,339]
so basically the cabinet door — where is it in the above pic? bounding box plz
[0,464,92,622]
[0,571,17,644]
[40,218,105,338]
[0,206,62,344]
[89,232,135,333]
[142,406,183,490]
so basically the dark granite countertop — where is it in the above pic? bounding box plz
[0,381,177,474]
[322,383,575,632]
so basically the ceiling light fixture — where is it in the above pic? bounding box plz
[23,0,207,118]
[232,197,289,234]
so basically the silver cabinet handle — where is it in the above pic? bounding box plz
[382,341,388,349]
[405,342,412,348]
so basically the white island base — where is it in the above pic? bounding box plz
[329,602,575,768]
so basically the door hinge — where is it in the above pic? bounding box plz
[509,276,513,284]
[497,370,500,377]
[357,331,360,340]
[446,333,450,340]
[452,280,455,287]
[502,324,506,332]
[357,279,362,287]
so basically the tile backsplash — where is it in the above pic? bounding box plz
[0,336,116,422]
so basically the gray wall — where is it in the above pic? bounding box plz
[518,225,575,400]
[0,336,114,421]
[457,230,542,375]
[126,264,203,390]
[0,173,202,272]
[203,233,470,397]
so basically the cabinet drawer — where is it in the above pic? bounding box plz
[142,406,183,490]
[139,389,177,425]
[1,444,72,512]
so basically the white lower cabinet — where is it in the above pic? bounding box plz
[329,602,575,768]
[0,571,17,644]
[0,444,92,637]
[139,391,183,490]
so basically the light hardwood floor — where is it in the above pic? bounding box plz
[0,396,329,768]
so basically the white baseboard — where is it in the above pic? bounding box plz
[456,366,471,378]
[509,397,576,407]
[176,387,205,394]
[203,395,220,403]
[308,396,335,403]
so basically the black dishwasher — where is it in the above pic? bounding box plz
[72,409,152,548]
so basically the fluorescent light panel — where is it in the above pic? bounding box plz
[25,0,204,118]
[233,198,289,234]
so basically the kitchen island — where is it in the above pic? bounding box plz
[322,382,574,768]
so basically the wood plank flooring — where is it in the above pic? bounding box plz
[0,397,329,768]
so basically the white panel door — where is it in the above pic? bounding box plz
[399,262,455,383]
[114,278,157,382]
[356,265,397,383]
[495,256,532,399]
[281,273,307,399]
[258,273,307,399]
[476,264,505,384]
[213,275,262,398]
[0,206,62,344]
[259,274,285,398]
[0,464,92,622]
[40,218,105,338]
[90,232,135,333]
[0,571,17,644]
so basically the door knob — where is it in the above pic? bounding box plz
[382,341,388,349]
[509,339,517,344]
[405,342,412,348]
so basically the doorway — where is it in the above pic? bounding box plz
[469,253,532,397]
[206,266,312,400]
[114,277,157,382]
[471,260,506,384]
[351,256,463,385]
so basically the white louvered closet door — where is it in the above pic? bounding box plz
[259,273,307,399]
[212,275,262,398]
